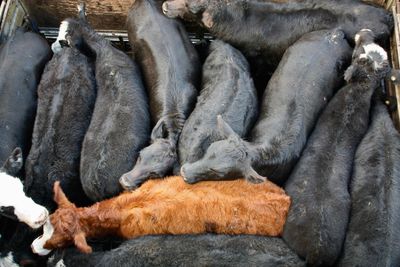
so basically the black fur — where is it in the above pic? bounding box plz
[178,40,258,168]
[24,47,96,210]
[336,97,400,267]
[47,235,305,267]
[57,18,151,201]
[0,28,51,169]
[181,29,351,185]
[163,0,392,91]
[282,38,390,267]
[119,0,200,189]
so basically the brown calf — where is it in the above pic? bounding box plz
[32,176,290,255]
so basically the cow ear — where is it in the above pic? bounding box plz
[344,65,355,83]
[245,166,267,184]
[1,147,23,175]
[74,232,92,254]
[201,11,213,28]
[151,119,168,140]
[217,115,239,139]
[53,181,75,209]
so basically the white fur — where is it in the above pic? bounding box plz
[355,29,373,46]
[0,172,48,229]
[56,259,66,267]
[358,43,388,70]
[31,219,54,256]
[0,252,19,267]
[51,21,69,53]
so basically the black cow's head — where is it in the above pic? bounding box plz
[180,115,266,184]
[119,139,177,190]
[162,0,214,28]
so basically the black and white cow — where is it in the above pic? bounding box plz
[282,32,390,266]
[181,29,351,185]
[0,148,48,267]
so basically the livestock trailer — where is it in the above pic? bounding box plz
[0,0,399,266]
[1,0,399,129]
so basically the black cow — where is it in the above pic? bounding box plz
[0,28,51,167]
[178,40,258,167]
[336,96,400,267]
[181,29,351,185]
[24,45,96,210]
[162,0,392,90]
[282,32,390,266]
[51,9,151,201]
[119,0,200,190]
[47,235,305,267]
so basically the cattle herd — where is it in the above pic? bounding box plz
[0,0,399,266]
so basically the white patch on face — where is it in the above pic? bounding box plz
[362,43,388,60]
[56,259,66,267]
[0,172,49,228]
[31,219,54,256]
[52,21,70,53]
[0,252,19,267]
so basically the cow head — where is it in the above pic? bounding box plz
[0,148,49,229]
[344,32,389,83]
[120,139,178,190]
[1,147,23,176]
[162,0,214,28]
[31,182,91,256]
[180,115,266,184]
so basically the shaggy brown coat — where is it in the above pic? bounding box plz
[43,176,290,253]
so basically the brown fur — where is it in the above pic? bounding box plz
[45,176,290,253]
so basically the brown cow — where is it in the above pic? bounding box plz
[31,176,290,255]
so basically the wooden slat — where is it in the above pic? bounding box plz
[387,4,400,131]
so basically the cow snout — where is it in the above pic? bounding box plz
[119,174,139,191]
[180,166,196,184]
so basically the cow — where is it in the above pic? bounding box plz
[24,45,96,210]
[177,40,258,168]
[0,27,51,168]
[0,148,49,267]
[47,235,305,267]
[119,0,200,190]
[335,95,400,267]
[51,5,151,201]
[282,32,390,266]
[181,29,351,185]
[31,176,290,255]
[161,0,392,91]
[0,148,48,229]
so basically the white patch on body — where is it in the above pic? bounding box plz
[31,219,54,256]
[56,259,66,267]
[0,252,19,267]
[0,172,48,229]
[51,21,70,53]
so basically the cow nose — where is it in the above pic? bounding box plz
[162,2,169,14]
[36,209,49,226]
